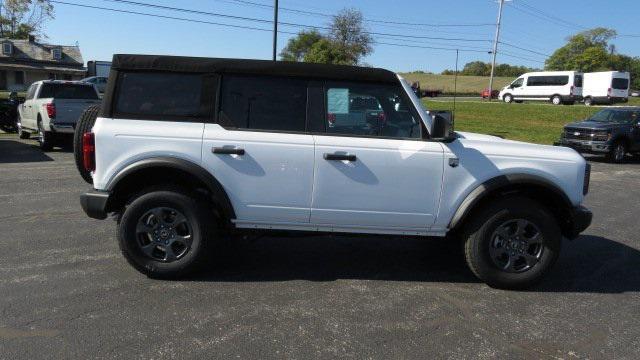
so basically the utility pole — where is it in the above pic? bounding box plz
[488,0,506,101]
[272,0,278,61]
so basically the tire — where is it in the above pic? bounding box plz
[503,93,513,103]
[117,187,215,278]
[551,95,562,105]
[584,97,593,106]
[73,105,100,184]
[462,196,561,289]
[17,119,29,139]
[37,119,54,151]
[607,141,626,163]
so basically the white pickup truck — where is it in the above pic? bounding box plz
[17,80,101,150]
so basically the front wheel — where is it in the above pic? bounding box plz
[17,120,29,139]
[503,94,513,103]
[117,188,215,278]
[462,196,561,289]
[607,142,626,163]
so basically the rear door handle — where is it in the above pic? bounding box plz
[323,153,356,162]
[212,147,245,155]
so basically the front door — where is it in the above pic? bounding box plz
[21,84,37,129]
[201,74,315,224]
[310,82,444,231]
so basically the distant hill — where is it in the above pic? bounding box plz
[399,73,514,94]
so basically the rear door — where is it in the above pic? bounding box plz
[310,81,444,231]
[201,74,315,225]
[611,77,630,98]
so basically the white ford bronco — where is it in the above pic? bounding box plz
[78,55,592,289]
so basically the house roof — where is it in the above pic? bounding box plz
[0,38,83,68]
[111,54,398,84]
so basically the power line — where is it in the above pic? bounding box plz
[499,41,551,58]
[100,0,493,43]
[51,1,493,56]
[517,0,586,31]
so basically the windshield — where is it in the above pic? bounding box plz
[590,109,639,123]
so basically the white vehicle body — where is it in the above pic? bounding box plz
[498,71,583,105]
[582,71,630,105]
[79,55,594,287]
[18,80,101,135]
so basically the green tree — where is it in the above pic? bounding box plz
[0,0,54,39]
[279,30,323,62]
[545,27,617,71]
[279,8,372,65]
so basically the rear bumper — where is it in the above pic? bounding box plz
[565,205,593,239]
[50,123,75,134]
[80,190,110,220]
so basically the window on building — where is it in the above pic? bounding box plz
[14,71,24,85]
[219,75,307,132]
[52,48,62,60]
[2,42,12,55]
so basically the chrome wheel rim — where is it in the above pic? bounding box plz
[489,219,544,273]
[615,145,625,161]
[136,207,193,262]
[504,95,512,103]
[38,124,44,145]
[552,97,561,105]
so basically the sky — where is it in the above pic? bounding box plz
[44,0,640,73]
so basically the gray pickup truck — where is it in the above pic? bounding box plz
[17,80,101,150]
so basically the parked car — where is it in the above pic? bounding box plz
[481,88,499,99]
[77,54,592,289]
[555,107,640,163]
[582,71,630,106]
[631,90,639,97]
[0,91,23,132]
[499,71,583,105]
[17,80,101,150]
[80,76,108,93]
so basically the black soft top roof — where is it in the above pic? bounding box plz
[111,54,398,84]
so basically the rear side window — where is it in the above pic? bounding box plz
[219,75,307,132]
[114,72,210,120]
[527,76,569,86]
[612,78,629,90]
[39,83,99,99]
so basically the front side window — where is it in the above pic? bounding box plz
[612,78,629,90]
[325,82,421,139]
[114,72,206,120]
[219,75,307,132]
[511,78,524,88]
[26,84,36,100]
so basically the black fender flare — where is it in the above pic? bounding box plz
[449,174,573,230]
[106,156,236,220]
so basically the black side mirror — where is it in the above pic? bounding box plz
[431,111,454,140]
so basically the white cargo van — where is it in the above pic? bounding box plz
[582,71,630,106]
[498,71,583,105]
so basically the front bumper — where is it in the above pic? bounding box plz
[80,190,110,220]
[565,205,593,239]
[554,139,611,154]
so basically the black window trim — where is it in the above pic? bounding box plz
[111,70,215,123]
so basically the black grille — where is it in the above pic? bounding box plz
[583,163,591,195]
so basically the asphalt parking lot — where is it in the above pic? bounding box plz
[1,136,639,359]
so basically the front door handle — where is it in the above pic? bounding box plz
[212,147,245,155]
[323,153,357,162]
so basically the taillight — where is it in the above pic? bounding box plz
[45,103,56,119]
[82,132,95,172]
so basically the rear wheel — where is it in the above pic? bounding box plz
[584,97,593,106]
[74,105,100,184]
[117,188,215,278]
[551,95,562,105]
[462,196,561,289]
[37,119,53,151]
